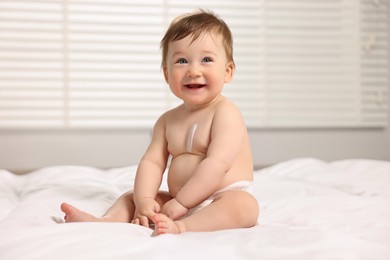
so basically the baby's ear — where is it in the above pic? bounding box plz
[224,61,234,83]
[162,65,169,83]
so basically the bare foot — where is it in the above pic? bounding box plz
[151,213,185,236]
[60,203,101,223]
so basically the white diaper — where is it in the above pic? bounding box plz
[185,180,253,217]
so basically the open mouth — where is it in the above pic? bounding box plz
[185,84,206,89]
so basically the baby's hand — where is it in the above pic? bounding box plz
[161,198,188,220]
[133,198,161,227]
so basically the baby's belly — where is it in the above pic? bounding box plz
[167,153,205,197]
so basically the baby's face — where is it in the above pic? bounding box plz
[163,32,234,109]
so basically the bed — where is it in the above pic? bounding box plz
[1,158,389,260]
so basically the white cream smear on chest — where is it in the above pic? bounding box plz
[186,124,198,153]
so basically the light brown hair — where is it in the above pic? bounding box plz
[160,10,235,68]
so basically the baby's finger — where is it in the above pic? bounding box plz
[132,218,139,225]
[140,216,149,227]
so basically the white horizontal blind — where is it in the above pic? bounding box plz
[0,1,64,127]
[261,0,361,127]
[256,0,389,127]
[0,0,166,128]
[0,0,388,129]
[67,0,165,127]
[360,0,389,126]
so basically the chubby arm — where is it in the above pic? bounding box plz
[133,114,169,221]
[175,101,247,209]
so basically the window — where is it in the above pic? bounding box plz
[0,0,388,129]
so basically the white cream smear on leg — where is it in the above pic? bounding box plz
[186,124,198,153]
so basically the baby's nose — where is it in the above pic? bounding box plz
[186,66,201,77]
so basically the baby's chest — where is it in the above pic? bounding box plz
[167,122,211,156]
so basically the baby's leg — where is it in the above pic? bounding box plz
[153,190,258,235]
[61,191,172,224]
[61,191,136,223]
[61,203,102,222]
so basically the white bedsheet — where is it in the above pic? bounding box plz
[1,158,389,260]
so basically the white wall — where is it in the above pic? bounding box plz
[249,126,390,166]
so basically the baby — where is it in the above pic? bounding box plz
[61,10,259,235]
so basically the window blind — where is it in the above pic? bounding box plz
[257,0,389,127]
[0,0,388,129]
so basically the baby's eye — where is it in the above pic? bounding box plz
[202,57,213,63]
[176,58,188,64]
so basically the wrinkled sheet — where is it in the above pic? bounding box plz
[0,158,389,260]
